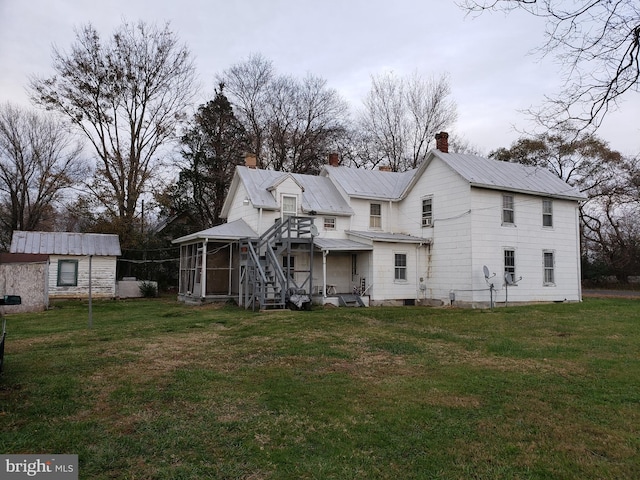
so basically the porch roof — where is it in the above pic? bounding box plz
[313,237,373,251]
[172,219,258,244]
[347,230,431,244]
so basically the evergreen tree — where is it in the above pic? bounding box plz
[175,84,250,229]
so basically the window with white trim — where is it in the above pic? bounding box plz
[504,249,516,284]
[502,194,515,224]
[394,253,407,281]
[543,251,555,285]
[370,203,381,229]
[323,217,336,230]
[57,259,78,286]
[282,195,297,218]
[542,199,553,227]
[422,197,433,227]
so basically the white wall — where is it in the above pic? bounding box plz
[48,255,117,299]
[469,188,582,304]
[399,157,474,302]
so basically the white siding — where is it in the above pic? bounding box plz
[469,188,582,304]
[48,255,117,299]
[400,157,474,302]
[227,183,263,231]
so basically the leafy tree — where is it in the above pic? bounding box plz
[461,0,640,131]
[29,20,197,247]
[357,71,457,171]
[489,130,622,196]
[174,84,250,229]
[491,129,640,281]
[0,103,86,248]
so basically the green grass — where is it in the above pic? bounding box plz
[1,298,639,479]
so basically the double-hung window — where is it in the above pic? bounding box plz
[543,251,555,285]
[394,253,407,281]
[57,259,78,286]
[504,249,516,284]
[542,199,553,227]
[370,203,381,229]
[502,194,515,224]
[422,197,433,227]
[282,195,297,218]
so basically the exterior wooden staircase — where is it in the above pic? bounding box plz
[239,217,315,310]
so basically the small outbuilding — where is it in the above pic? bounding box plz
[8,231,122,307]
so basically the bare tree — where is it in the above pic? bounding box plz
[357,71,457,171]
[220,54,349,174]
[29,20,197,245]
[219,54,274,168]
[460,0,640,131]
[0,103,86,248]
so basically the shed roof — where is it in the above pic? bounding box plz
[313,238,373,251]
[10,231,121,256]
[347,230,430,244]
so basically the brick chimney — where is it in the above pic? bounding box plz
[435,132,449,153]
[328,153,339,167]
[379,165,392,172]
[245,153,257,169]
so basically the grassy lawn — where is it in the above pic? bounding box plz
[1,298,639,479]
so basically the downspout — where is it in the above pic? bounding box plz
[201,239,208,300]
[258,208,263,234]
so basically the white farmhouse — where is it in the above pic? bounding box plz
[173,133,586,308]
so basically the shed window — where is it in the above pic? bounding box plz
[57,260,78,286]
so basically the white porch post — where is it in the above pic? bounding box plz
[322,250,329,298]
[228,243,233,296]
[201,239,208,299]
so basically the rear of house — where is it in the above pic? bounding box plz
[173,133,585,308]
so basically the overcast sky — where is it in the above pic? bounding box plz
[1,0,638,156]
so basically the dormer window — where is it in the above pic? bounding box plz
[282,195,297,218]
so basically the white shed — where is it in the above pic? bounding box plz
[9,231,122,301]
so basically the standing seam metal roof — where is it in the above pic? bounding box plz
[431,150,587,200]
[10,231,122,256]
[236,166,353,215]
[323,166,416,200]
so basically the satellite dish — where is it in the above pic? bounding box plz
[309,224,319,237]
[505,273,514,285]
[483,265,490,279]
